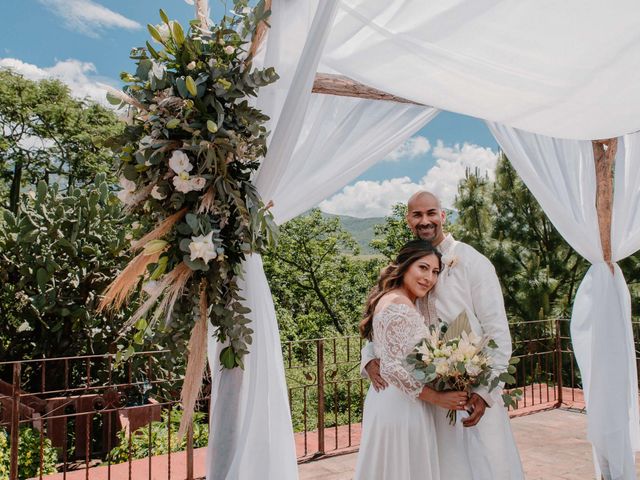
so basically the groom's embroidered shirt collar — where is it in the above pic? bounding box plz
[437,233,455,255]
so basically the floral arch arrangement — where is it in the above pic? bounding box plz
[99,0,278,435]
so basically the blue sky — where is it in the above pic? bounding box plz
[1,0,500,218]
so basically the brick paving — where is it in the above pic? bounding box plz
[298,408,640,480]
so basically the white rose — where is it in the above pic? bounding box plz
[224,45,235,55]
[187,61,197,70]
[434,358,449,376]
[189,176,206,191]
[168,150,193,174]
[119,176,136,192]
[189,231,217,263]
[151,185,166,200]
[465,362,482,377]
[117,177,137,205]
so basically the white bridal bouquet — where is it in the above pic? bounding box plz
[406,311,520,424]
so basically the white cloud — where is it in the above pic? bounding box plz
[0,58,114,106]
[39,0,141,37]
[319,141,498,218]
[385,136,431,162]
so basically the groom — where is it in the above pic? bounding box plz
[361,191,524,479]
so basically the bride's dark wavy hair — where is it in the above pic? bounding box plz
[359,239,442,341]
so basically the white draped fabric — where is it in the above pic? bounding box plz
[203,1,640,478]
[320,0,640,140]
[487,123,640,479]
[206,1,437,478]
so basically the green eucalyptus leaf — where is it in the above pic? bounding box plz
[220,346,237,369]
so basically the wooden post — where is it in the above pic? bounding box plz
[247,0,273,62]
[195,0,210,29]
[592,138,617,273]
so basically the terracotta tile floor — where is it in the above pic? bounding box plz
[298,408,640,480]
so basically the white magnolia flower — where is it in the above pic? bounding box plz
[155,23,172,42]
[169,150,193,174]
[151,185,166,200]
[224,45,235,55]
[189,231,217,263]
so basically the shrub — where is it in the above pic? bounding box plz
[0,426,58,479]
[106,409,208,463]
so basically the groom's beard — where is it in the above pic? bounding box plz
[416,223,437,241]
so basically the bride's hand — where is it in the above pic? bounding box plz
[419,387,468,410]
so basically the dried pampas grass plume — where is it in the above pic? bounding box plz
[197,187,215,214]
[98,249,164,312]
[131,208,188,251]
[178,278,209,439]
[120,262,193,335]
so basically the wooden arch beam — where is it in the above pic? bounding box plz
[592,138,617,273]
[312,73,423,105]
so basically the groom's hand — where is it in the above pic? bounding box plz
[463,393,487,427]
[365,359,388,391]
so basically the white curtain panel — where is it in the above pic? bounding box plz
[207,2,338,479]
[320,0,640,140]
[271,95,438,224]
[488,122,640,480]
[207,1,437,478]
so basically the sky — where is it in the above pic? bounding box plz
[1,0,500,218]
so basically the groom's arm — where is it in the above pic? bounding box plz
[469,254,513,408]
[360,342,388,390]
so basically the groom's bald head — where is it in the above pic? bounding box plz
[407,191,441,210]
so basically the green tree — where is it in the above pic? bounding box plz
[451,156,590,321]
[369,203,413,260]
[264,209,383,339]
[0,69,122,213]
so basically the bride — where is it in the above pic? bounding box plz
[354,240,468,480]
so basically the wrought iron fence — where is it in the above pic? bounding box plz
[0,351,209,480]
[283,318,584,461]
[1,318,610,477]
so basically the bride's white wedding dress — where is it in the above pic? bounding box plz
[354,303,439,480]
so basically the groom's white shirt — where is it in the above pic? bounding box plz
[360,234,524,479]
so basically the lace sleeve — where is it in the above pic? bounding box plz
[374,305,424,399]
